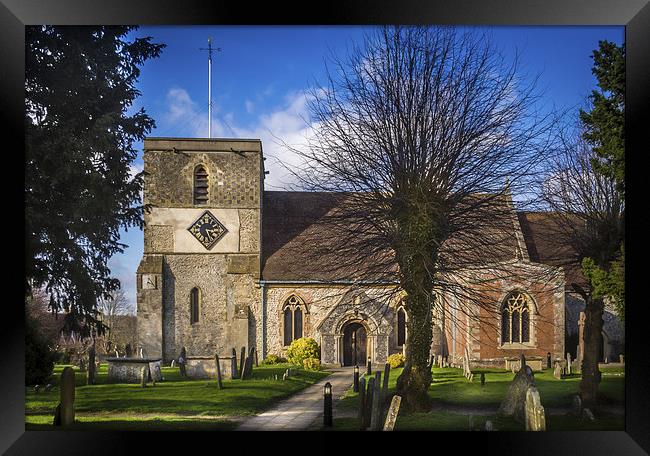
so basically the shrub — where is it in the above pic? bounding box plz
[387,353,405,369]
[303,357,321,371]
[286,337,320,366]
[261,354,287,365]
[25,314,57,385]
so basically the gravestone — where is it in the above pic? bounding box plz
[480,372,486,387]
[566,353,572,375]
[382,363,390,400]
[485,420,493,431]
[358,377,366,429]
[114,349,119,358]
[524,386,546,431]
[571,394,582,417]
[364,377,375,430]
[498,364,536,423]
[87,345,96,385]
[620,354,625,364]
[370,372,382,431]
[34,385,41,393]
[577,311,585,369]
[437,354,443,368]
[282,372,288,381]
[240,347,255,379]
[57,366,75,426]
[553,361,562,380]
[149,361,163,382]
[239,347,246,378]
[582,408,595,421]
[231,348,238,379]
[45,384,53,392]
[140,366,148,387]
[125,343,132,358]
[179,347,187,377]
[215,354,223,389]
[382,395,402,431]
[171,359,176,368]
[140,348,145,359]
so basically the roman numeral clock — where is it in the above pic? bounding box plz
[188,210,228,249]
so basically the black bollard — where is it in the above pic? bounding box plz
[323,382,333,427]
[366,357,372,376]
[353,365,359,392]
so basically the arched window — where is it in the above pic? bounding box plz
[190,287,201,324]
[193,165,209,205]
[397,307,407,346]
[501,292,530,344]
[283,295,307,346]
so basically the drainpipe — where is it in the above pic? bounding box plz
[260,281,267,359]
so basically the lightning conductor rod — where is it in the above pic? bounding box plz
[199,37,221,138]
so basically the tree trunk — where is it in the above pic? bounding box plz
[396,286,433,412]
[579,295,604,404]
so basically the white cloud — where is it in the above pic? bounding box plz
[245,99,255,114]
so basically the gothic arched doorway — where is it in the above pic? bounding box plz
[343,322,367,366]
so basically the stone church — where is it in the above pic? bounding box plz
[136,137,623,369]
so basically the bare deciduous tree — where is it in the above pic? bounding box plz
[538,129,624,404]
[281,26,558,410]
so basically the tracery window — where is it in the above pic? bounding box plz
[190,287,201,324]
[397,307,407,346]
[193,165,209,205]
[283,295,306,346]
[501,292,530,344]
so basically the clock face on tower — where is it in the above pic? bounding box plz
[187,210,228,250]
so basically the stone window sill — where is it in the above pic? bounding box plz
[500,343,536,350]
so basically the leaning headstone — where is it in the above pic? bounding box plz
[524,386,546,431]
[370,372,382,431]
[282,372,288,381]
[498,364,536,423]
[231,348,238,380]
[553,361,562,380]
[171,359,176,368]
[382,395,402,431]
[34,385,41,393]
[485,420,493,431]
[87,345,96,385]
[215,354,223,389]
[570,394,582,417]
[140,366,148,388]
[125,343,132,358]
[57,366,75,426]
[149,361,163,382]
[358,377,366,429]
[364,377,375,430]
[115,349,119,358]
[240,347,255,379]
[45,383,53,392]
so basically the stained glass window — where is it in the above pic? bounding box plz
[283,295,306,346]
[501,292,530,344]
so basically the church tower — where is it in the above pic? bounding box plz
[136,137,263,362]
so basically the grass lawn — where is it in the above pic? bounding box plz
[26,363,329,430]
[332,365,625,431]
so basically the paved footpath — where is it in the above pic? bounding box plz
[236,367,354,431]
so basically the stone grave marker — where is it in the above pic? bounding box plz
[179,347,187,377]
[499,364,535,423]
[382,395,401,431]
[382,363,390,401]
[231,348,238,379]
[524,386,546,431]
[566,352,572,375]
[240,347,255,379]
[87,345,96,385]
[553,361,562,380]
[34,385,41,393]
[358,377,366,429]
[582,408,595,421]
[239,347,246,378]
[620,354,625,364]
[55,366,75,426]
[215,354,223,389]
[140,366,148,387]
[140,348,145,359]
[114,349,119,358]
[364,377,375,430]
[370,372,382,431]
[170,359,176,368]
[485,420,493,431]
[45,384,53,392]
[149,361,163,382]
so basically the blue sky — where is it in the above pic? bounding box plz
[111,25,624,311]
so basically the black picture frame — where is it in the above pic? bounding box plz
[4,0,648,453]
